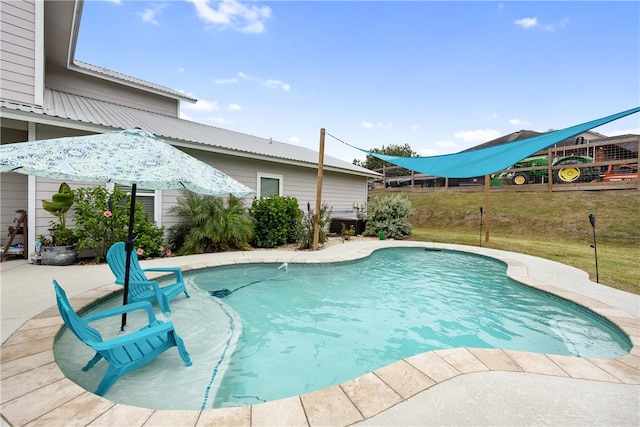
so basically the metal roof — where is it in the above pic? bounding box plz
[1,89,377,176]
[72,61,197,103]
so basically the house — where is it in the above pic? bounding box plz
[0,0,378,253]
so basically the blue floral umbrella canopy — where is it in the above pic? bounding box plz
[0,128,254,328]
[0,128,254,195]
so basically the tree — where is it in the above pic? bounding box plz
[353,143,417,173]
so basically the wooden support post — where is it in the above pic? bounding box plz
[484,174,491,243]
[637,141,640,191]
[547,148,553,192]
[313,129,325,251]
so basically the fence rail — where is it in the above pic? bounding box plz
[369,137,639,193]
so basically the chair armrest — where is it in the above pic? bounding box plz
[142,267,184,282]
[91,321,175,350]
[84,301,157,324]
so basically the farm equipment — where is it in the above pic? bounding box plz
[507,154,601,185]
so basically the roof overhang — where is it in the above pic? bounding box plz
[0,104,380,178]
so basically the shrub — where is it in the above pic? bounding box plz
[298,202,332,249]
[341,223,356,241]
[363,194,413,239]
[73,186,165,261]
[168,191,252,255]
[249,196,301,248]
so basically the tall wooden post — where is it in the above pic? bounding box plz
[547,147,553,192]
[484,174,491,243]
[313,128,325,250]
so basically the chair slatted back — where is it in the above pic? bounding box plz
[53,280,103,345]
[106,242,149,284]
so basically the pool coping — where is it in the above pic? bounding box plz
[1,241,639,426]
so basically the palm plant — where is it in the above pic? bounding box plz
[168,191,252,254]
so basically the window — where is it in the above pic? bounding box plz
[113,184,158,221]
[257,173,283,198]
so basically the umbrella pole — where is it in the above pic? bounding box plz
[121,183,137,331]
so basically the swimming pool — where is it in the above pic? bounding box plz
[54,247,632,410]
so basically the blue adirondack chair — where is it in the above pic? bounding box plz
[53,280,192,396]
[106,242,190,313]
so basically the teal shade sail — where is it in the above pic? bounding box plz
[353,107,640,178]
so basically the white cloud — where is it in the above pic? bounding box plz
[138,4,166,25]
[235,72,290,91]
[509,118,530,126]
[187,0,271,34]
[265,79,291,92]
[227,103,242,111]
[176,89,196,98]
[453,129,502,143]
[514,17,537,29]
[360,121,392,129]
[435,140,457,148]
[515,16,568,32]
[182,99,219,112]
[288,136,301,144]
[180,111,194,121]
[214,77,238,84]
[418,147,437,156]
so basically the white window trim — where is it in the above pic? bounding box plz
[109,183,159,223]
[256,172,283,198]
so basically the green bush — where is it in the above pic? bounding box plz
[168,191,252,255]
[298,202,332,249]
[364,194,413,239]
[73,186,165,261]
[249,196,301,248]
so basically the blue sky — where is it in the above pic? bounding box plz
[75,1,640,163]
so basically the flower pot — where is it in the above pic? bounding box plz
[42,246,78,266]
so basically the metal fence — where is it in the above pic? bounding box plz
[369,135,639,192]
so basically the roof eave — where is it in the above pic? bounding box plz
[0,106,380,177]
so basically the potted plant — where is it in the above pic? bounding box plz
[41,183,78,265]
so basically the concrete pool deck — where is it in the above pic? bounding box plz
[1,240,638,426]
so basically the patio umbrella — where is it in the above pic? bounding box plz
[0,128,254,328]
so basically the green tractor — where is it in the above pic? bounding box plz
[509,154,601,185]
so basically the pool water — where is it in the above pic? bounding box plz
[54,248,631,410]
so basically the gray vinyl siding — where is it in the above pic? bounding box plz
[46,65,180,117]
[161,149,367,233]
[0,0,36,105]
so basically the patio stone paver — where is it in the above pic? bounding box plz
[546,354,620,382]
[373,359,436,399]
[197,406,250,427]
[339,372,403,419]
[24,392,115,427]
[434,347,490,374]
[466,348,523,372]
[85,404,154,427]
[299,385,363,426]
[251,396,308,427]
[588,357,640,384]
[502,350,570,377]
[144,409,201,426]
[404,350,461,382]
